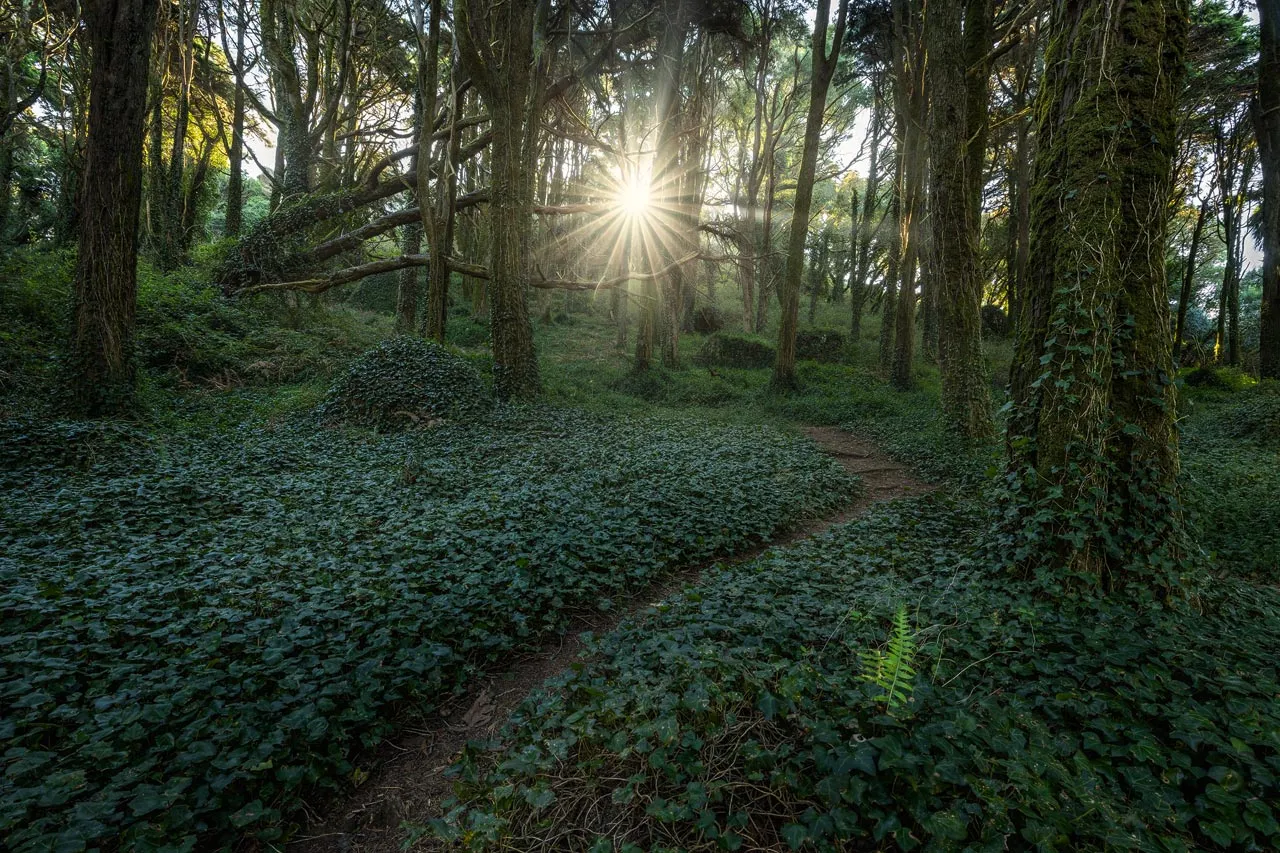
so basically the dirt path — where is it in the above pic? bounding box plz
[282,427,931,853]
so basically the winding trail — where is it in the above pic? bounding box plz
[282,427,931,853]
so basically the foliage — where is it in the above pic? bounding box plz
[794,328,846,363]
[0,406,856,851]
[0,248,390,409]
[694,333,777,369]
[425,491,1280,852]
[857,604,917,713]
[979,304,1008,338]
[692,305,726,334]
[1180,380,1280,582]
[316,336,493,431]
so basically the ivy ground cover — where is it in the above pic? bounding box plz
[0,406,856,850]
[430,491,1280,852]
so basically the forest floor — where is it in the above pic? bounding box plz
[286,426,933,853]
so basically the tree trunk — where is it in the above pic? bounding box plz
[851,82,886,341]
[224,0,247,238]
[68,0,161,415]
[772,0,849,390]
[927,0,995,439]
[1173,199,1208,364]
[456,0,541,399]
[396,224,422,333]
[1007,0,1187,585]
[1258,0,1280,379]
[890,0,925,391]
[879,147,902,373]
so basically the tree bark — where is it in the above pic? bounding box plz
[68,0,161,415]
[1007,0,1187,584]
[927,0,995,439]
[1258,0,1280,379]
[772,0,849,390]
[456,0,541,399]
[224,0,247,238]
[889,0,924,391]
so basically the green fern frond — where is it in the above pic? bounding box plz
[859,604,917,712]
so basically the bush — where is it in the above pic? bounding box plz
[1183,366,1234,390]
[318,336,492,431]
[692,305,725,334]
[694,333,775,369]
[795,328,846,362]
[980,304,1008,338]
[0,408,857,850]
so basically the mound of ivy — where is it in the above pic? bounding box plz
[794,329,845,363]
[694,333,776,370]
[0,407,855,851]
[317,336,492,430]
[427,491,1280,852]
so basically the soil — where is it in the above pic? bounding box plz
[280,426,932,853]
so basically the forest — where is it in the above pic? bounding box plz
[1,0,1279,849]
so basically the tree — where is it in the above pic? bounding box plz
[771,0,849,390]
[67,0,162,415]
[1256,0,1280,378]
[926,0,995,439]
[455,0,542,399]
[1006,0,1188,585]
[888,0,924,391]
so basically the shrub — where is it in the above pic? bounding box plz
[980,304,1008,338]
[317,336,492,430]
[1183,366,1233,390]
[694,333,775,369]
[692,305,725,334]
[795,328,846,362]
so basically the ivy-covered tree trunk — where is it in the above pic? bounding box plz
[878,147,901,374]
[68,0,161,415]
[927,0,994,439]
[1007,0,1187,586]
[1259,0,1280,379]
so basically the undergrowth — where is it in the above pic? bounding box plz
[424,491,1280,852]
[0,406,856,850]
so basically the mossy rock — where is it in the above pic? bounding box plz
[694,333,775,369]
[795,328,846,363]
[318,336,491,431]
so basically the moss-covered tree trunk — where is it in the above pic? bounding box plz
[1258,0,1280,379]
[67,0,161,416]
[1007,0,1187,585]
[456,0,541,400]
[927,0,995,439]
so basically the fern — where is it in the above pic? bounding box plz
[859,605,917,712]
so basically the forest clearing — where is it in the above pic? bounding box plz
[2,0,1280,850]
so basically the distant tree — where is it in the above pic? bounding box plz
[772,0,849,390]
[68,0,162,415]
